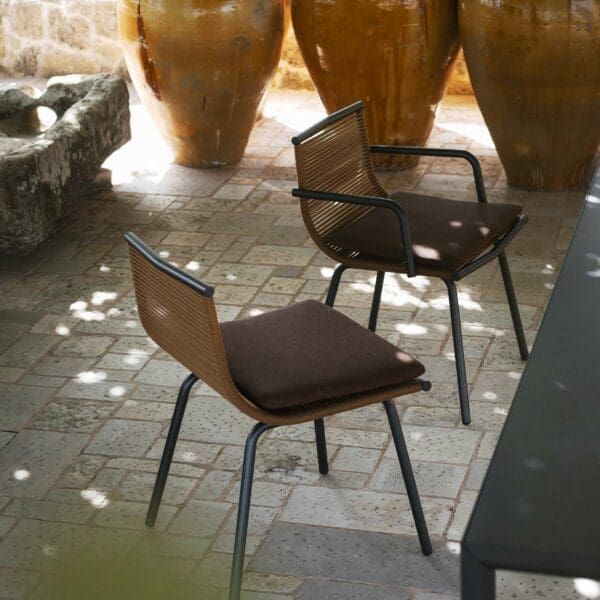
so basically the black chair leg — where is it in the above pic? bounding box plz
[498,252,529,361]
[368,271,385,332]
[229,422,274,600]
[445,280,471,426]
[146,373,198,527]
[314,418,329,475]
[325,264,348,307]
[383,400,432,556]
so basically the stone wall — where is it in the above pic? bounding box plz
[0,0,126,77]
[0,0,472,94]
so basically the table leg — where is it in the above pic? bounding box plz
[461,547,495,599]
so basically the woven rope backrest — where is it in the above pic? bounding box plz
[294,108,388,241]
[127,244,240,403]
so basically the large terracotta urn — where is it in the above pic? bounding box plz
[117,0,285,167]
[292,0,460,169]
[460,1,600,191]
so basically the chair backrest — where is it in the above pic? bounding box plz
[292,101,388,244]
[125,232,241,403]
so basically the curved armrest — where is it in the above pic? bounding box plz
[292,187,416,277]
[370,144,488,204]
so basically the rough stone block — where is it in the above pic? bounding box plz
[0,74,130,254]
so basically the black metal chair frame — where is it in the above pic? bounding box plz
[292,102,529,426]
[146,375,433,600]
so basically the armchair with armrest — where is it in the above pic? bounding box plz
[292,101,529,425]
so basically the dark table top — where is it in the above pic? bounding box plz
[462,164,600,579]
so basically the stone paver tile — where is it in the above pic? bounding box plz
[115,399,173,422]
[255,440,331,485]
[58,380,133,401]
[402,406,458,428]
[95,352,150,371]
[212,533,263,555]
[33,356,96,377]
[224,505,278,536]
[497,571,594,600]
[226,481,291,507]
[0,334,60,368]
[30,315,80,336]
[161,231,211,247]
[478,431,500,460]
[0,519,141,569]
[370,459,467,499]
[465,459,490,491]
[168,500,231,537]
[57,455,106,489]
[250,523,458,593]
[281,486,452,536]
[0,515,16,538]
[331,447,381,474]
[194,470,235,501]
[177,397,255,446]
[137,532,210,559]
[30,399,116,433]
[242,245,316,267]
[94,500,176,531]
[2,498,94,524]
[0,367,25,383]
[471,370,521,403]
[109,336,158,356]
[206,263,274,286]
[117,472,195,505]
[446,490,478,541]
[0,568,40,598]
[466,402,510,432]
[19,374,66,388]
[85,420,162,458]
[271,423,389,448]
[54,335,115,357]
[243,573,301,595]
[0,384,53,430]
[202,212,274,236]
[135,359,190,387]
[385,426,481,465]
[296,580,410,600]
[147,438,221,465]
[317,470,369,490]
[0,431,88,499]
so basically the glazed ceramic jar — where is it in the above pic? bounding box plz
[118,0,285,167]
[292,0,460,169]
[460,0,600,191]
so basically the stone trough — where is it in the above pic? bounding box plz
[0,74,130,255]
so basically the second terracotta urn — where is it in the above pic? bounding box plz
[460,0,600,191]
[118,0,285,168]
[292,0,460,169]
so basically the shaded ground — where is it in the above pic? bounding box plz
[0,88,593,599]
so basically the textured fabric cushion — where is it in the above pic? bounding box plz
[221,300,425,411]
[326,192,523,272]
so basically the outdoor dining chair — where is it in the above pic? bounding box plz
[291,101,529,426]
[125,232,433,600]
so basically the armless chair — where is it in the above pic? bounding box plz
[125,232,433,600]
[291,101,529,426]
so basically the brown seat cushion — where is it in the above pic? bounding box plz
[326,192,523,273]
[221,300,425,411]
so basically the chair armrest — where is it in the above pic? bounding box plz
[292,187,417,277]
[370,144,488,204]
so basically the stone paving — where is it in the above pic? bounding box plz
[0,88,595,599]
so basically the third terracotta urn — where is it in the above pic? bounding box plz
[292,0,460,169]
[460,0,600,191]
[118,0,285,167]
